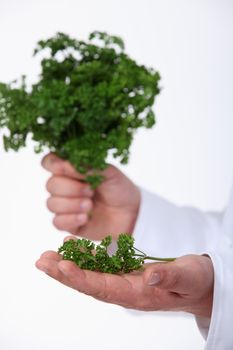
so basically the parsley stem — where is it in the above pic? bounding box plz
[134,254,176,262]
[133,246,147,256]
[144,256,176,262]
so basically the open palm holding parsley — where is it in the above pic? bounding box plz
[36,154,214,318]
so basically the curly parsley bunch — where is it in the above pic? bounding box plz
[58,234,175,274]
[0,31,160,187]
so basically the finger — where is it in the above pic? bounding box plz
[63,235,78,243]
[145,255,214,296]
[53,213,88,231]
[36,255,106,297]
[36,257,183,311]
[143,261,182,292]
[57,261,154,309]
[35,256,71,287]
[57,260,104,296]
[47,196,93,214]
[36,256,62,278]
[39,250,63,262]
[58,260,134,304]
[41,153,85,180]
[46,176,94,197]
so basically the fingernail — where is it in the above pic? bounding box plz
[76,213,87,224]
[82,187,94,196]
[148,272,161,286]
[80,200,90,210]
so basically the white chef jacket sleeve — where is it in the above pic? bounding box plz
[132,187,233,350]
[196,247,233,349]
[196,188,233,349]
[133,187,222,258]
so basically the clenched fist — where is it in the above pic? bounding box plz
[42,153,140,241]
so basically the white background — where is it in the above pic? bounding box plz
[0,1,233,349]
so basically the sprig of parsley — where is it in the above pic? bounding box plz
[58,234,175,274]
[0,31,160,188]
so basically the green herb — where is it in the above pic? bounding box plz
[58,233,175,274]
[0,31,160,188]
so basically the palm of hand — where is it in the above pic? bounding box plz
[36,252,214,318]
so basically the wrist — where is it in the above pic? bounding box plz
[187,255,214,318]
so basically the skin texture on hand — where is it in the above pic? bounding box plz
[40,153,214,318]
[42,153,141,241]
[36,246,214,318]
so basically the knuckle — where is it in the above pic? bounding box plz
[46,176,55,193]
[53,162,66,176]
[53,215,78,231]
[81,198,93,211]
[93,284,109,301]
[46,197,55,212]
[61,161,76,176]
[53,216,63,230]
[166,269,179,289]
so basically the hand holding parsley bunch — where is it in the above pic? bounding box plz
[0,31,160,188]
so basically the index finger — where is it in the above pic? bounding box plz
[58,260,135,305]
[41,153,85,180]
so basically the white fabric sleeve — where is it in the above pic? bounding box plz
[133,187,222,258]
[196,248,233,349]
[132,187,233,349]
[196,189,233,349]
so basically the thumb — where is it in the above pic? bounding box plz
[143,261,182,292]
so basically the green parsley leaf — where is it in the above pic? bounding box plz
[0,31,160,188]
[58,234,176,274]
